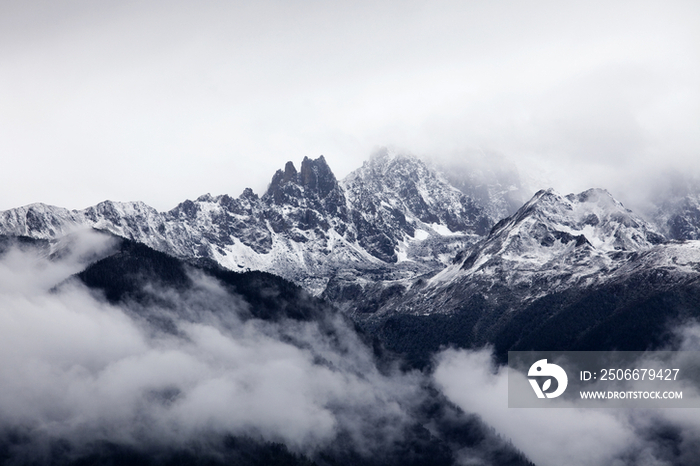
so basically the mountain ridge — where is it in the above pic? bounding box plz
[0,151,494,295]
[4,151,700,314]
[338,186,700,367]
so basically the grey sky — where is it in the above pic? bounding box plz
[1,0,698,211]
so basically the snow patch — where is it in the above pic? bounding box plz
[429,223,459,236]
[413,229,430,241]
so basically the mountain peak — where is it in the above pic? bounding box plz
[448,188,666,287]
[282,161,298,182]
[299,155,337,198]
[341,151,492,263]
[0,152,681,305]
[266,156,339,203]
[363,148,421,174]
[0,203,81,238]
[267,162,296,193]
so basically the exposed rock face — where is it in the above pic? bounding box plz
[8,153,700,366]
[343,150,491,263]
[339,187,700,367]
[654,194,700,241]
[0,152,494,295]
[638,172,700,241]
[450,188,666,284]
[351,187,668,319]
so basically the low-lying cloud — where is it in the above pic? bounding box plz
[0,231,423,462]
[434,339,700,466]
[9,230,700,465]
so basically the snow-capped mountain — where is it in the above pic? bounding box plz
[6,154,700,465]
[5,151,700,373]
[630,171,700,241]
[438,187,666,291]
[342,149,491,263]
[352,187,668,317]
[0,151,494,295]
[343,186,700,366]
[654,193,700,241]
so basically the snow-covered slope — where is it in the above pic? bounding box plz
[348,187,674,320]
[0,153,495,295]
[0,203,86,239]
[342,187,700,365]
[436,187,666,290]
[653,193,700,241]
[631,171,700,241]
[7,156,700,366]
[342,149,491,264]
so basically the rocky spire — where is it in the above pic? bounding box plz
[266,156,340,204]
[299,155,337,199]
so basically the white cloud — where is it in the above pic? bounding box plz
[434,348,637,466]
[434,342,700,466]
[0,236,421,458]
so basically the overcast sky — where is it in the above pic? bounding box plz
[1,0,699,211]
